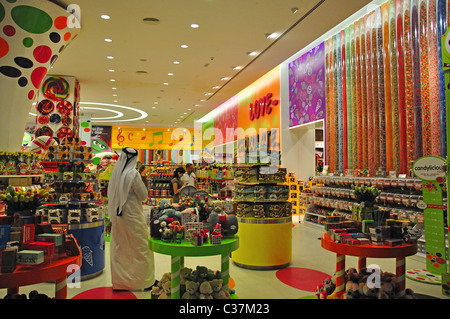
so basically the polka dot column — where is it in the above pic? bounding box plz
[0,0,80,151]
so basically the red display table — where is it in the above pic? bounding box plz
[0,254,81,299]
[321,233,417,299]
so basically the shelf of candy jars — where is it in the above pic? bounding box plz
[308,174,443,256]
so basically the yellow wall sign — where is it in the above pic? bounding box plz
[111,126,196,150]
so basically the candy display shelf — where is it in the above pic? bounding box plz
[231,164,292,270]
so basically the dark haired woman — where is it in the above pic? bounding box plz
[171,167,187,203]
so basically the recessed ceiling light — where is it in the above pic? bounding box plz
[221,77,231,81]
[163,83,168,85]
[113,100,118,102]
[181,44,189,48]
[173,61,180,64]
[112,87,117,90]
[101,14,111,20]
[109,69,115,72]
[188,108,192,111]
[113,94,118,97]
[205,93,212,96]
[110,79,116,82]
[232,66,243,70]
[107,56,114,59]
[168,73,174,76]
[152,107,156,109]
[247,51,258,56]
[154,102,158,104]
[212,86,221,89]
[291,7,299,14]
[190,23,199,28]
[142,17,160,25]
[104,38,113,42]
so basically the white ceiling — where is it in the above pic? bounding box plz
[29,0,371,128]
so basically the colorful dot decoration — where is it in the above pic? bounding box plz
[0,1,80,104]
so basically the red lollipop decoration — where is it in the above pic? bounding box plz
[57,100,73,116]
[57,127,73,140]
[35,126,53,138]
[38,115,49,125]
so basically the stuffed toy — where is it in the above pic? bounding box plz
[180,267,193,285]
[181,281,200,299]
[210,279,231,299]
[211,200,224,214]
[158,198,172,210]
[207,212,238,237]
[191,265,209,283]
[199,281,213,299]
[378,278,396,299]
[29,290,51,299]
[150,218,161,239]
[158,280,172,299]
[158,208,182,222]
[343,280,361,299]
[151,272,172,299]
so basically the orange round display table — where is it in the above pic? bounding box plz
[321,234,417,299]
[0,254,81,299]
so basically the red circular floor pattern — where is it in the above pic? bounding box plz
[72,287,137,299]
[276,267,331,292]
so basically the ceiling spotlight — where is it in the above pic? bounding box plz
[107,56,114,59]
[232,66,243,70]
[168,73,174,76]
[112,87,117,90]
[163,83,168,85]
[154,102,159,104]
[247,51,258,56]
[205,93,212,96]
[181,44,189,48]
[101,14,111,20]
[221,77,231,81]
[142,17,160,25]
[190,23,199,28]
[212,86,221,89]
[110,79,116,82]
[113,94,118,97]
[265,33,278,39]
[188,108,192,111]
[291,7,299,14]
[109,69,115,72]
[173,61,180,64]
[104,38,113,42]
[152,106,156,109]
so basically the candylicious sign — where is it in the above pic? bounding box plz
[288,42,326,127]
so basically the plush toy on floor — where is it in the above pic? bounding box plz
[199,281,213,299]
[181,281,200,299]
[210,278,231,299]
[158,280,172,299]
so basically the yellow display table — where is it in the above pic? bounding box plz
[231,216,292,270]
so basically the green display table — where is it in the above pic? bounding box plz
[149,236,239,299]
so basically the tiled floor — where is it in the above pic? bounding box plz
[1,215,448,299]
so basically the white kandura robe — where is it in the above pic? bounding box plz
[110,173,155,290]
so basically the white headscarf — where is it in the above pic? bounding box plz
[107,148,139,222]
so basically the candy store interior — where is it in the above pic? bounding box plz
[0,0,450,301]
